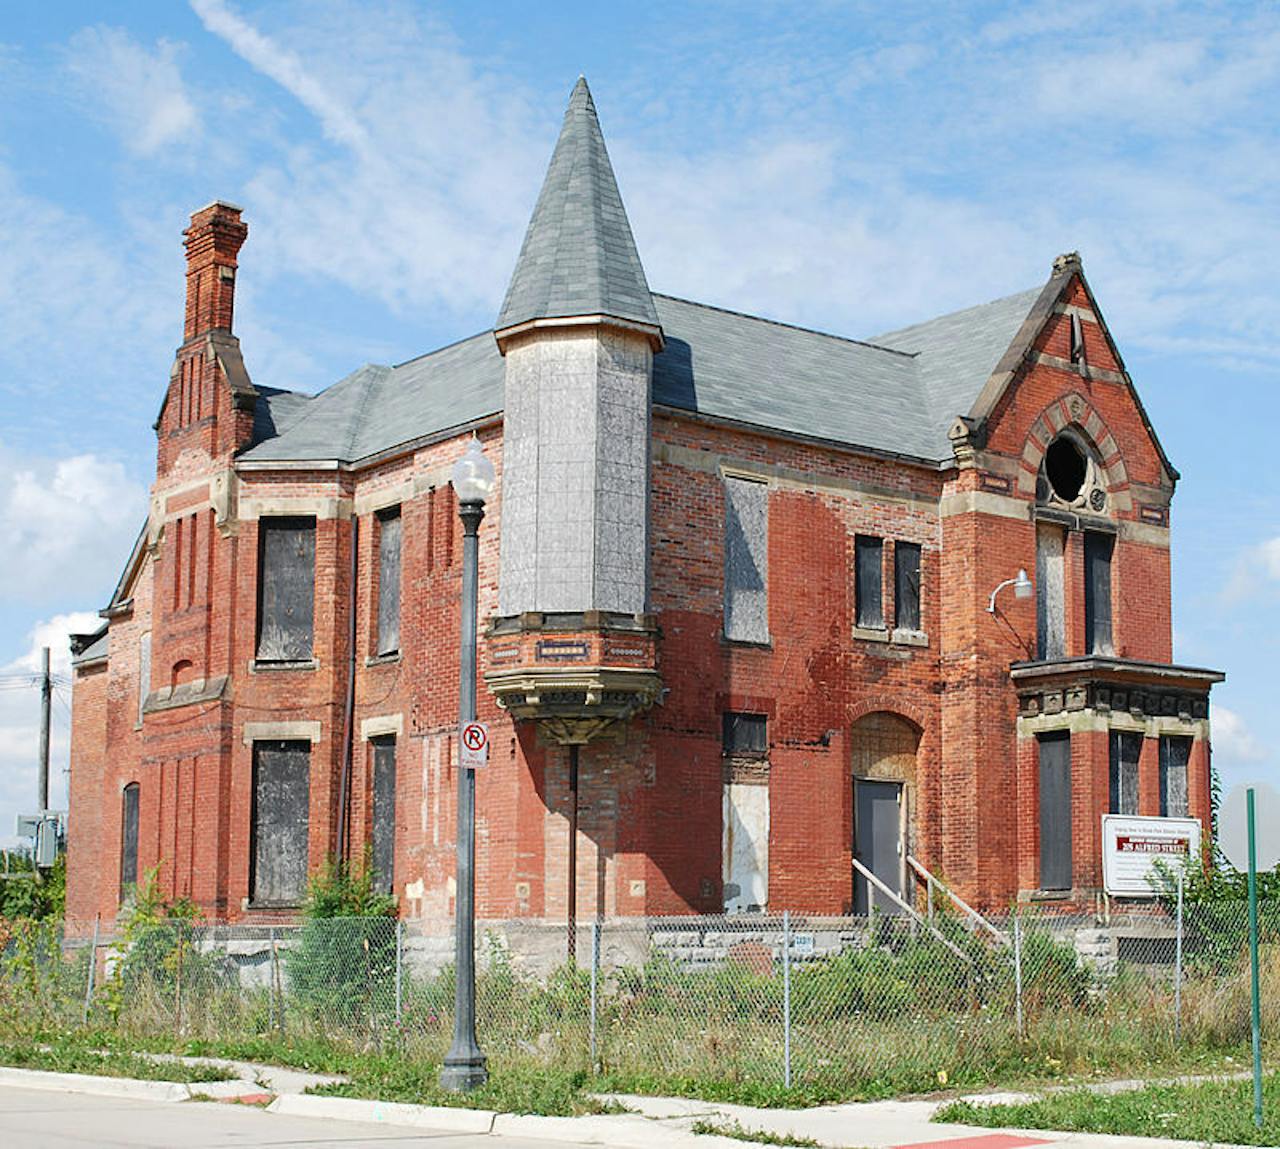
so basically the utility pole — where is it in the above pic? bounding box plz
[37,646,50,812]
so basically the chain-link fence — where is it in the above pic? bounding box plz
[2,899,1276,1094]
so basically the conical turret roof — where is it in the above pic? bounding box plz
[496,77,660,337]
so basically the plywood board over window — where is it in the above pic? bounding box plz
[1036,523,1066,659]
[855,536,884,629]
[1160,735,1191,818]
[1038,732,1072,891]
[723,476,769,643]
[376,509,401,656]
[251,740,310,905]
[1110,730,1142,816]
[256,518,316,662]
[119,782,139,901]
[371,735,396,894]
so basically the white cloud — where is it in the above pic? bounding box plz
[190,0,365,151]
[0,450,148,606]
[0,612,99,847]
[188,0,543,323]
[1222,535,1280,605]
[64,26,198,156]
[1212,703,1267,765]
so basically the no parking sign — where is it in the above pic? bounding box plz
[460,721,489,769]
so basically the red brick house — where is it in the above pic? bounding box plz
[67,78,1221,928]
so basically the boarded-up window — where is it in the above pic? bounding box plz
[371,736,396,894]
[1036,523,1066,659]
[137,632,151,726]
[120,782,139,901]
[1084,532,1114,655]
[376,509,402,656]
[723,782,769,913]
[723,712,768,757]
[256,518,316,662]
[1109,730,1142,815]
[894,541,921,631]
[724,477,768,643]
[1038,732,1072,890]
[250,740,310,905]
[855,535,884,628]
[1160,735,1191,818]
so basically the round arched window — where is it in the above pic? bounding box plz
[1044,437,1087,502]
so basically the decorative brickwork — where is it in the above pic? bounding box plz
[68,83,1221,932]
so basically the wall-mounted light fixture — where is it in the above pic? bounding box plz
[988,569,1033,614]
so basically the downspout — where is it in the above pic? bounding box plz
[337,514,359,864]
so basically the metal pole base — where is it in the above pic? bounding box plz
[439,1050,489,1092]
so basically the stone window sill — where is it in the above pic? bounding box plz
[365,651,402,667]
[721,634,773,650]
[853,626,929,649]
[250,658,319,673]
[1025,888,1072,902]
[244,901,302,911]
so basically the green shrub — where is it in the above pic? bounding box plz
[285,856,397,1043]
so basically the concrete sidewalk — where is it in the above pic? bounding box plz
[0,1061,1260,1149]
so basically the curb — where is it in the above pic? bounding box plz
[267,1092,497,1134]
[493,1112,711,1147]
[0,1066,191,1103]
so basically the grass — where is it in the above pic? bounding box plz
[309,1058,627,1116]
[691,1117,824,1145]
[936,1073,1280,1146]
[0,1037,234,1083]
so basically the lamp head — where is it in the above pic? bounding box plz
[451,436,495,505]
[1013,568,1033,599]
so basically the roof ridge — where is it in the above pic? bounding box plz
[869,283,1043,342]
[651,292,918,360]
[258,362,387,445]
[342,364,389,460]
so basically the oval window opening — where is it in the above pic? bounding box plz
[1045,437,1087,502]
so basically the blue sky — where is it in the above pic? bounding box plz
[1,1,1277,844]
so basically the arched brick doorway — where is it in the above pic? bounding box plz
[851,712,921,914]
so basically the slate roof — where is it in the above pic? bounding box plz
[239,285,1043,466]
[868,286,1046,449]
[238,75,1047,469]
[495,77,659,334]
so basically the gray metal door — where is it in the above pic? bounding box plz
[1038,732,1072,891]
[855,779,903,914]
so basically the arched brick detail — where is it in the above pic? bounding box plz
[846,695,927,733]
[1016,391,1129,497]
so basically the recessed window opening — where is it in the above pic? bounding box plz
[723,712,768,757]
[1045,437,1087,502]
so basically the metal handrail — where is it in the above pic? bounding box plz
[851,857,972,963]
[907,854,1010,946]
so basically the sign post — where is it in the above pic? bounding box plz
[1221,782,1280,1132]
[1247,788,1263,1130]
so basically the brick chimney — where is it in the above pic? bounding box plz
[183,201,247,342]
[157,201,257,472]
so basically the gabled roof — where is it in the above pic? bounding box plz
[869,287,1044,450]
[239,284,1048,467]
[495,77,659,336]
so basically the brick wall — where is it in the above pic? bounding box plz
[68,263,1209,924]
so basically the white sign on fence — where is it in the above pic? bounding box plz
[1102,814,1201,897]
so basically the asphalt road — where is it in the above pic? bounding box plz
[0,1085,604,1149]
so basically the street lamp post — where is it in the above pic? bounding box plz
[440,436,495,1093]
